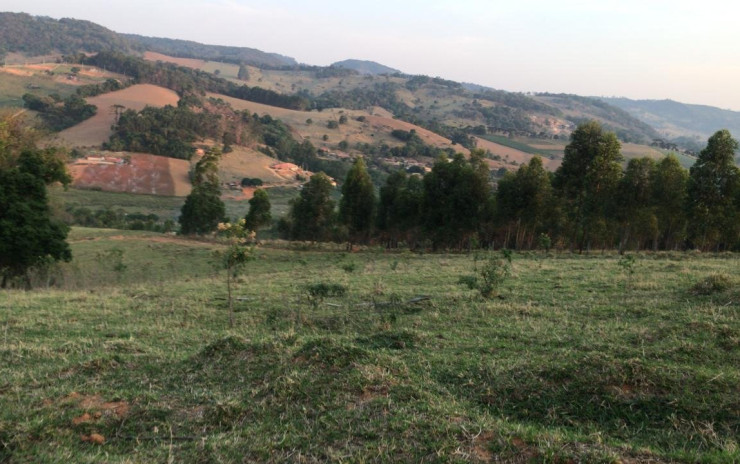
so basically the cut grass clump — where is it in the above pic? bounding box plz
[690,273,734,295]
[294,338,368,368]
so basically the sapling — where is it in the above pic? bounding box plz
[617,254,636,291]
[214,220,255,327]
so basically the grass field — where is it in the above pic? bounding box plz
[49,184,300,229]
[1,228,738,462]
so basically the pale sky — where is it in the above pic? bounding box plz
[6,0,740,110]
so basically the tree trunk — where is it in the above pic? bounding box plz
[227,269,234,328]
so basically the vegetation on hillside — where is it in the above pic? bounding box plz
[125,34,297,68]
[0,12,135,57]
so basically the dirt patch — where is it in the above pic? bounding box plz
[71,152,190,196]
[144,51,206,69]
[471,431,496,462]
[55,84,179,147]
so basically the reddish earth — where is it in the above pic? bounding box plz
[70,152,191,196]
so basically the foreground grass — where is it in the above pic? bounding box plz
[1,231,738,462]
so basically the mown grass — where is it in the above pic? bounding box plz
[49,185,299,234]
[1,230,738,462]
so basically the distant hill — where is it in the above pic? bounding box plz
[0,12,297,68]
[0,12,135,56]
[599,97,740,142]
[124,35,297,68]
[331,59,401,75]
[534,93,660,143]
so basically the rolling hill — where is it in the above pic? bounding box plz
[8,10,736,194]
[331,59,401,75]
[599,97,740,143]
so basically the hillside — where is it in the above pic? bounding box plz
[600,97,740,142]
[0,12,135,57]
[0,12,296,69]
[331,59,401,75]
[125,34,297,68]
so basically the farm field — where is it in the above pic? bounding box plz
[70,152,191,196]
[54,84,179,147]
[48,184,300,229]
[1,228,738,463]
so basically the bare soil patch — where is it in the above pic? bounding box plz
[55,84,179,147]
[71,152,190,196]
[143,51,206,69]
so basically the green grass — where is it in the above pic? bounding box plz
[0,73,78,108]
[1,232,739,462]
[50,185,299,227]
[479,135,545,155]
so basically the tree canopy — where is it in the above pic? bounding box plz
[0,115,71,287]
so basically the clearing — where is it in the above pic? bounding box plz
[54,84,179,147]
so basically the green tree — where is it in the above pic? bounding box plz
[237,64,249,81]
[615,157,657,252]
[244,188,272,231]
[288,172,336,241]
[651,155,688,250]
[339,157,376,244]
[686,130,740,250]
[422,150,491,249]
[0,117,71,287]
[179,147,225,235]
[496,156,552,249]
[377,170,424,248]
[554,121,623,252]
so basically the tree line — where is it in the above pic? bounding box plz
[278,122,739,252]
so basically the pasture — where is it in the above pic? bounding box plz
[1,229,738,463]
[54,84,179,147]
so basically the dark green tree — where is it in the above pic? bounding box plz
[377,170,424,248]
[615,157,657,252]
[244,188,272,231]
[0,117,71,287]
[179,183,225,235]
[686,130,740,250]
[179,147,225,235]
[288,172,336,241]
[651,155,688,250]
[422,150,491,249]
[496,156,552,249]
[554,121,623,252]
[339,157,375,244]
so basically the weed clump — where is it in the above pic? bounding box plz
[305,282,348,308]
[690,273,734,295]
[458,252,512,298]
[294,338,367,368]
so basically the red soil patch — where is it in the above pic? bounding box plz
[55,84,179,147]
[144,51,206,69]
[71,152,191,196]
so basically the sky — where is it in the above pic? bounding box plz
[6,0,740,110]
